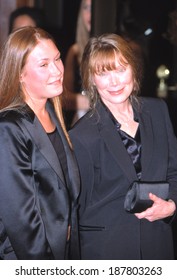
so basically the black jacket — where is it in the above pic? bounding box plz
[70,97,177,259]
[0,102,80,260]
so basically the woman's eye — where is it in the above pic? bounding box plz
[40,63,48,67]
[83,4,91,12]
[56,57,61,62]
[116,67,126,73]
[98,72,107,77]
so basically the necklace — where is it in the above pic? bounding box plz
[117,115,133,127]
[113,105,134,128]
[120,119,133,127]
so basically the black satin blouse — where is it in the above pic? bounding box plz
[117,124,142,179]
[110,111,142,179]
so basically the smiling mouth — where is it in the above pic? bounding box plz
[49,79,62,85]
[109,88,124,94]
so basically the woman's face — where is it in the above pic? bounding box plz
[92,56,134,108]
[82,0,92,32]
[12,15,36,31]
[20,39,64,103]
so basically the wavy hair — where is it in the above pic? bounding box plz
[80,33,143,109]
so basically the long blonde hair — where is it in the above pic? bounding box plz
[76,0,91,63]
[0,26,71,146]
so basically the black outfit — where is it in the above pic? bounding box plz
[69,97,177,260]
[0,101,80,260]
[112,109,142,180]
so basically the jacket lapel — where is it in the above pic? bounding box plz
[138,108,154,179]
[19,106,66,186]
[97,101,154,182]
[97,103,138,182]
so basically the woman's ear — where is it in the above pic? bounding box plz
[91,77,96,86]
[19,73,23,83]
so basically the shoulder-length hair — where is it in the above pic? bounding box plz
[80,33,143,109]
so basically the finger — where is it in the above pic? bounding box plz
[149,192,161,202]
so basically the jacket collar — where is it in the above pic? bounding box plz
[19,103,66,184]
[95,100,154,181]
[18,102,80,200]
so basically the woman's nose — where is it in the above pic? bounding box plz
[109,73,118,85]
[50,63,62,75]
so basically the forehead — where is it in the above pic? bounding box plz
[28,39,58,60]
[13,15,36,31]
[82,0,91,7]
[90,50,128,73]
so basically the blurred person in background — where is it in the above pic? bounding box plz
[63,0,91,129]
[9,6,46,33]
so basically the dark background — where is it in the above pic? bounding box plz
[38,0,177,97]
[38,0,176,69]
[40,0,177,140]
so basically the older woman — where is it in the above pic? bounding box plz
[69,33,177,259]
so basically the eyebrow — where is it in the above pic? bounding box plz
[37,52,61,62]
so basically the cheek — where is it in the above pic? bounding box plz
[59,62,64,76]
[23,70,45,85]
[120,71,133,84]
[94,77,109,90]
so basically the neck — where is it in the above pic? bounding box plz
[112,105,133,125]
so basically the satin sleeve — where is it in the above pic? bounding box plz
[0,120,53,259]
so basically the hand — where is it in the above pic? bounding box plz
[135,193,176,222]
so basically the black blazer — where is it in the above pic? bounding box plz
[70,97,177,260]
[0,102,80,260]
